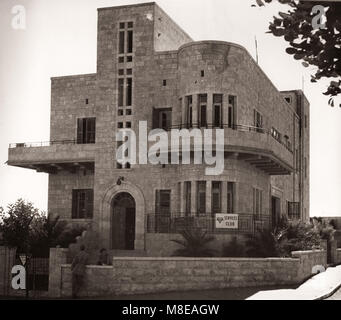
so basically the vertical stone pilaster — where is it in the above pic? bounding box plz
[191,181,197,216]
[192,94,198,128]
[181,97,186,127]
[206,180,212,215]
[222,181,228,213]
[49,248,69,298]
[179,181,185,217]
[207,93,213,127]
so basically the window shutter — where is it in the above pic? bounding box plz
[166,110,172,130]
[155,190,160,215]
[77,119,84,144]
[86,190,94,218]
[87,118,96,143]
[72,190,78,218]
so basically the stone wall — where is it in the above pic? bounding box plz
[145,233,248,257]
[53,249,326,298]
[291,250,327,282]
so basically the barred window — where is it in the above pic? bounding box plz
[155,190,171,215]
[212,181,222,214]
[288,202,300,220]
[197,181,206,214]
[253,188,263,217]
[77,118,96,144]
[185,182,191,216]
[72,189,93,219]
[227,182,235,214]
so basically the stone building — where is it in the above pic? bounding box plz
[8,2,310,256]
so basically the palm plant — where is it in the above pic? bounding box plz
[171,228,216,257]
[245,230,281,258]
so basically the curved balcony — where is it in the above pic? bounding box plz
[8,140,96,174]
[150,123,294,175]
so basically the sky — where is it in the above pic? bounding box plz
[0,0,340,217]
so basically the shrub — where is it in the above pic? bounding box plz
[245,218,322,258]
[0,199,86,257]
[222,237,245,257]
[171,228,216,257]
[246,230,281,258]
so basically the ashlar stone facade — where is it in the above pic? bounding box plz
[8,2,310,256]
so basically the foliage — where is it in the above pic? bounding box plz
[254,0,341,104]
[57,224,86,248]
[171,228,216,257]
[0,199,86,257]
[0,199,39,252]
[245,217,322,258]
[246,229,281,258]
[277,220,322,257]
[222,237,246,257]
[29,216,85,257]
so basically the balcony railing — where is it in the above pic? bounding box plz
[9,124,293,154]
[161,123,293,154]
[146,213,271,235]
[9,140,77,149]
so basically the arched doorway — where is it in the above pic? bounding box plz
[111,192,136,250]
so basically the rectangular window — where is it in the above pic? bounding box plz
[304,157,307,178]
[155,190,171,215]
[77,118,96,144]
[228,95,236,129]
[199,94,207,128]
[118,78,124,107]
[254,109,263,133]
[197,181,206,215]
[127,56,133,62]
[119,31,125,54]
[72,189,93,219]
[212,181,222,214]
[127,30,133,53]
[185,182,191,216]
[155,190,171,233]
[152,108,172,130]
[288,202,300,220]
[253,188,263,217]
[126,78,132,106]
[118,56,124,63]
[186,96,193,128]
[213,94,223,128]
[227,182,235,213]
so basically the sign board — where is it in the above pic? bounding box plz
[19,255,27,266]
[215,214,239,229]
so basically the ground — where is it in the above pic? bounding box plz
[81,285,297,300]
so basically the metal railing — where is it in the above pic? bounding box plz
[163,123,293,154]
[9,124,293,154]
[9,140,77,149]
[146,213,271,235]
